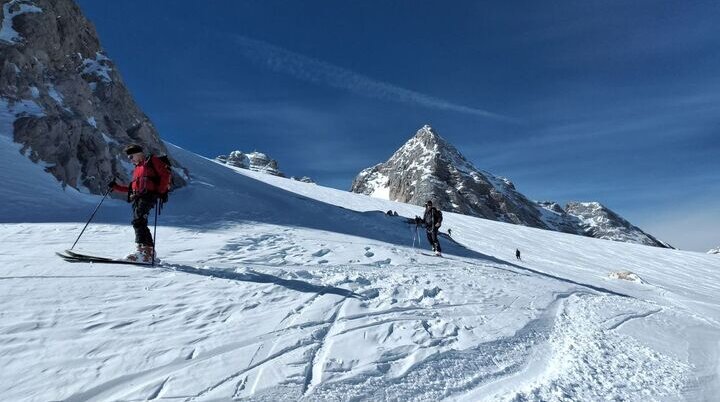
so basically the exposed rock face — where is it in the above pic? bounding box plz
[246,152,283,177]
[0,0,186,193]
[564,202,671,248]
[352,125,672,248]
[351,125,549,227]
[217,151,250,169]
[218,150,319,182]
[291,176,315,184]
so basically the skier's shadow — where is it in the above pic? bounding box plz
[436,233,631,298]
[166,264,365,299]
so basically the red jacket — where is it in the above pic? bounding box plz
[113,155,171,196]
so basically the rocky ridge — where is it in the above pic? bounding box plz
[216,150,314,183]
[351,125,671,248]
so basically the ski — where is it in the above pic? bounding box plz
[57,250,155,266]
[420,252,443,258]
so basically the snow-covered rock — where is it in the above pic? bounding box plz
[216,150,250,169]
[708,246,720,255]
[565,202,672,248]
[351,125,549,228]
[217,150,315,183]
[217,150,284,176]
[0,0,185,193]
[352,125,671,248]
[292,176,315,184]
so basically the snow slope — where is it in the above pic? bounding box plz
[1,143,719,401]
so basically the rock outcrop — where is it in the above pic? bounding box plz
[216,150,284,177]
[564,202,671,248]
[0,0,186,193]
[216,150,315,183]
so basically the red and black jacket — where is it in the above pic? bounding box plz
[112,155,171,197]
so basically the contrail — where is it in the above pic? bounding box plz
[232,35,510,121]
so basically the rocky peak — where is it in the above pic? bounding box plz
[351,125,548,227]
[217,149,314,184]
[246,152,282,176]
[351,125,672,248]
[217,150,283,177]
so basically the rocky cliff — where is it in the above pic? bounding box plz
[0,0,186,193]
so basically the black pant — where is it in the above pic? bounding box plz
[132,195,157,246]
[426,228,441,252]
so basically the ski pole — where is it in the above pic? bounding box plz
[70,187,112,250]
[152,198,159,266]
[411,225,417,249]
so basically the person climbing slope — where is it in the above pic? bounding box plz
[423,200,443,256]
[108,144,171,262]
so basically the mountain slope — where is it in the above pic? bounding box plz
[351,125,670,248]
[1,142,718,401]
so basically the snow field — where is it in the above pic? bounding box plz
[0,143,719,400]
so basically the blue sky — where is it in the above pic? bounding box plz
[77,0,719,251]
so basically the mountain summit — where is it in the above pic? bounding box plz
[352,125,671,248]
[351,125,550,227]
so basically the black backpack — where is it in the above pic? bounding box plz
[434,209,443,227]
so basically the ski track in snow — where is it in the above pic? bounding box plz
[1,143,719,401]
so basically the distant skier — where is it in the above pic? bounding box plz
[423,200,443,256]
[516,249,521,260]
[108,144,171,262]
[448,228,452,237]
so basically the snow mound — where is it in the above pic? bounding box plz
[608,271,646,284]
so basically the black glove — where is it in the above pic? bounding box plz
[107,179,116,189]
[159,192,169,204]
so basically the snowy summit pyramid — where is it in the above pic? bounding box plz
[351,125,550,227]
[352,125,671,248]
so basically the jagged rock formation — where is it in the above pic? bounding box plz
[563,202,671,248]
[217,150,284,177]
[0,0,186,193]
[216,150,314,184]
[351,125,550,227]
[291,176,315,184]
[352,125,671,248]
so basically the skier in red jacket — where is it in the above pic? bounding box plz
[108,144,171,262]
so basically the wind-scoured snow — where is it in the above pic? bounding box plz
[1,143,719,401]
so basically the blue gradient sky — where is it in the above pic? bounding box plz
[77,0,719,251]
